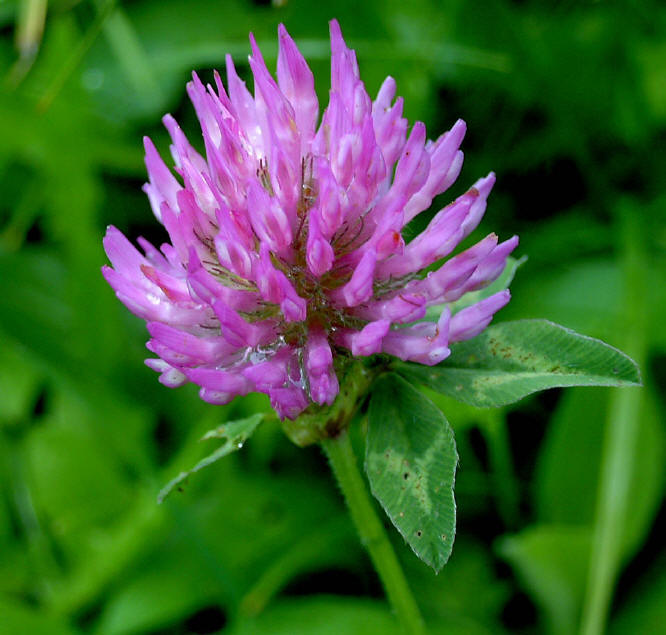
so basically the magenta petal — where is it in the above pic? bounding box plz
[382,308,451,366]
[186,367,253,395]
[459,173,496,239]
[277,23,319,150]
[102,21,517,420]
[353,293,426,324]
[403,233,499,305]
[391,121,429,198]
[269,385,310,420]
[145,358,188,387]
[376,199,469,279]
[254,244,306,322]
[306,209,334,276]
[305,332,338,405]
[333,249,377,307]
[143,137,181,221]
[449,290,511,343]
[246,178,293,253]
[349,319,391,356]
[403,118,466,223]
[242,352,290,391]
[225,54,263,152]
[460,235,520,295]
[372,77,407,170]
[314,158,344,238]
[213,300,262,347]
[147,322,234,364]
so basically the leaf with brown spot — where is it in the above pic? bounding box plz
[396,320,641,408]
[366,374,458,572]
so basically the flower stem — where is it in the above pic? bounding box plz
[322,429,426,635]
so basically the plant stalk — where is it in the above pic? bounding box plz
[485,409,520,529]
[322,429,426,635]
[579,209,647,635]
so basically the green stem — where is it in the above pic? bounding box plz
[579,210,647,635]
[485,409,520,529]
[322,430,426,635]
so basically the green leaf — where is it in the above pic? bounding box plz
[0,596,79,635]
[406,539,511,632]
[498,525,592,635]
[609,555,666,635]
[535,386,665,559]
[534,388,605,525]
[396,320,641,408]
[366,374,457,572]
[94,552,222,635]
[0,342,40,426]
[157,413,264,503]
[228,596,402,635]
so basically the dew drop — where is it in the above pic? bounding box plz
[82,68,104,91]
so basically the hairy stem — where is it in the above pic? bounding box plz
[322,429,426,635]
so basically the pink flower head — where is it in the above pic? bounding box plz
[102,21,518,419]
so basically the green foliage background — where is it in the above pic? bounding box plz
[0,0,664,633]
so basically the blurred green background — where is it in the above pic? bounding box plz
[1,0,664,633]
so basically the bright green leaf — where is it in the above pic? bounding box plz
[396,320,641,408]
[366,374,457,572]
[157,414,264,503]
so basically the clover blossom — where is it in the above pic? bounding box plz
[102,20,518,420]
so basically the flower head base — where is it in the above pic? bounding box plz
[103,21,518,420]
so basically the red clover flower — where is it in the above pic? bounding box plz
[102,20,518,420]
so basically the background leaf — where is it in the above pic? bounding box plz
[498,525,592,635]
[0,596,79,635]
[0,0,664,632]
[228,596,402,635]
[534,386,665,560]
